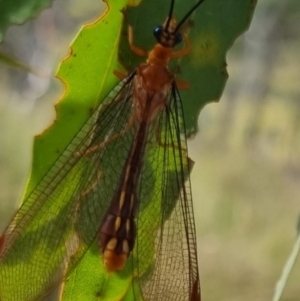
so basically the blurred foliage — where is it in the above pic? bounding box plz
[189,1,300,299]
[0,0,54,42]
[0,51,44,75]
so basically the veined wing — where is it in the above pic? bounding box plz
[0,73,199,301]
[129,83,200,301]
[0,73,139,301]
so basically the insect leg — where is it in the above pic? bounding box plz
[171,33,191,59]
[128,25,148,57]
[73,171,103,224]
[120,7,148,56]
[78,170,102,199]
[78,112,136,157]
[73,170,103,219]
[175,78,190,89]
[113,70,127,80]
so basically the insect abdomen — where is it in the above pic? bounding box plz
[99,164,138,272]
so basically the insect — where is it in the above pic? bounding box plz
[0,0,205,300]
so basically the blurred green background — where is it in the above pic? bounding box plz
[0,0,299,300]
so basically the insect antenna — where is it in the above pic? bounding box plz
[175,0,206,32]
[165,0,175,31]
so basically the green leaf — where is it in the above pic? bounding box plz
[62,243,134,301]
[0,0,54,42]
[26,0,125,195]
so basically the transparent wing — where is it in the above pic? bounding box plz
[0,72,200,301]
[132,83,200,301]
[0,73,140,301]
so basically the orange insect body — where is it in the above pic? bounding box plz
[100,17,189,273]
[133,63,173,121]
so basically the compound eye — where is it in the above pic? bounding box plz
[174,32,182,46]
[153,26,163,42]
